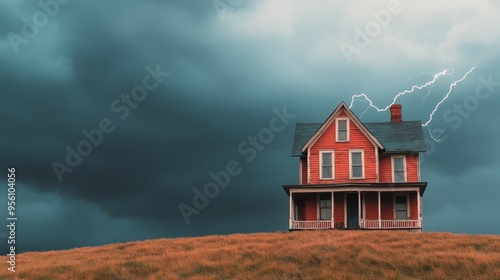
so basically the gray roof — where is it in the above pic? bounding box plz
[291,121,426,157]
[292,123,321,157]
[364,121,426,153]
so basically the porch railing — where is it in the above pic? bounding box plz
[359,219,420,229]
[290,219,421,229]
[291,220,332,229]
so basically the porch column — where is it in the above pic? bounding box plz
[289,191,293,229]
[358,191,361,228]
[417,189,421,228]
[331,191,334,229]
[378,191,381,229]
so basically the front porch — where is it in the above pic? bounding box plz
[285,183,426,231]
[290,219,420,230]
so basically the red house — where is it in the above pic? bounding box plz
[283,102,427,231]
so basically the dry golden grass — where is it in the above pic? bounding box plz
[1,230,500,279]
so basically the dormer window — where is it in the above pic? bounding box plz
[336,118,349,142]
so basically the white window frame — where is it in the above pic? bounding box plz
[391,156,407,182]
[336,118,349,142]
[319,150,335,180]
[349,149,364,179]
[393,194,409,220]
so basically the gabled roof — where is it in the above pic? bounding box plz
[291,103,427,157]
[298,102,384,155]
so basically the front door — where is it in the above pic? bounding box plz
[346,193,359,229]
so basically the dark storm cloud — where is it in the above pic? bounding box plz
[1,0,500,253]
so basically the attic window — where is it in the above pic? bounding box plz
[336,118,349,142]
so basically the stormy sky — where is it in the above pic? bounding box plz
[1,0,499,253]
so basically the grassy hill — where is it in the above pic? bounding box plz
[1,230,499,279]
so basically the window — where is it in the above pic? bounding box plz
[350,150,364,179]
[319,193,332,220]
[336,119,348,142]
[395,195,408,220]
[392,156,406,182]
[320,151,334,179]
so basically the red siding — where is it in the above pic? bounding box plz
[309,111,377,184]
[381,192,393,220]
[295,195,306,221]
[406,154,419,182]
[409,192,418,220]
[304,194,317,221]
[364,192,379,220]
[379,154,420,183]
[300,157,307,184]
[379,155,392,183]
[334,192,344,225]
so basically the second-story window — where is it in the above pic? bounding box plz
[350,150,364,179]
[392,156,406,182]
[336,119,349,142]
[320,151,334,179]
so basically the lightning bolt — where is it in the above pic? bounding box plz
[407,70,434,81]
[349,67,477,142]
[348,69,451,117]
[421,66,476,127]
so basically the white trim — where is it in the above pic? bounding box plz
[375,148,379,183]
[289,192,293,229]
[391,156,407,182]
[349,149,365,179]
[307,148,310,184]
[358,191,361,228]
[289,186,421,193]
[301,102,384,153]
[331,192,335,227]
[393,193,409,220]
[420,191,424,231]
[319,150,335,180]
[377,191,381,228]
[362,192,366,220]
[335,118,349,142]
[316,193,319,220]
[417,189,421,228]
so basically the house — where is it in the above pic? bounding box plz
[283,102,427,231]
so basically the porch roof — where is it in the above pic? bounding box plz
[282,182,427,195]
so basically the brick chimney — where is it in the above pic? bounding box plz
[390,104,402,123]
